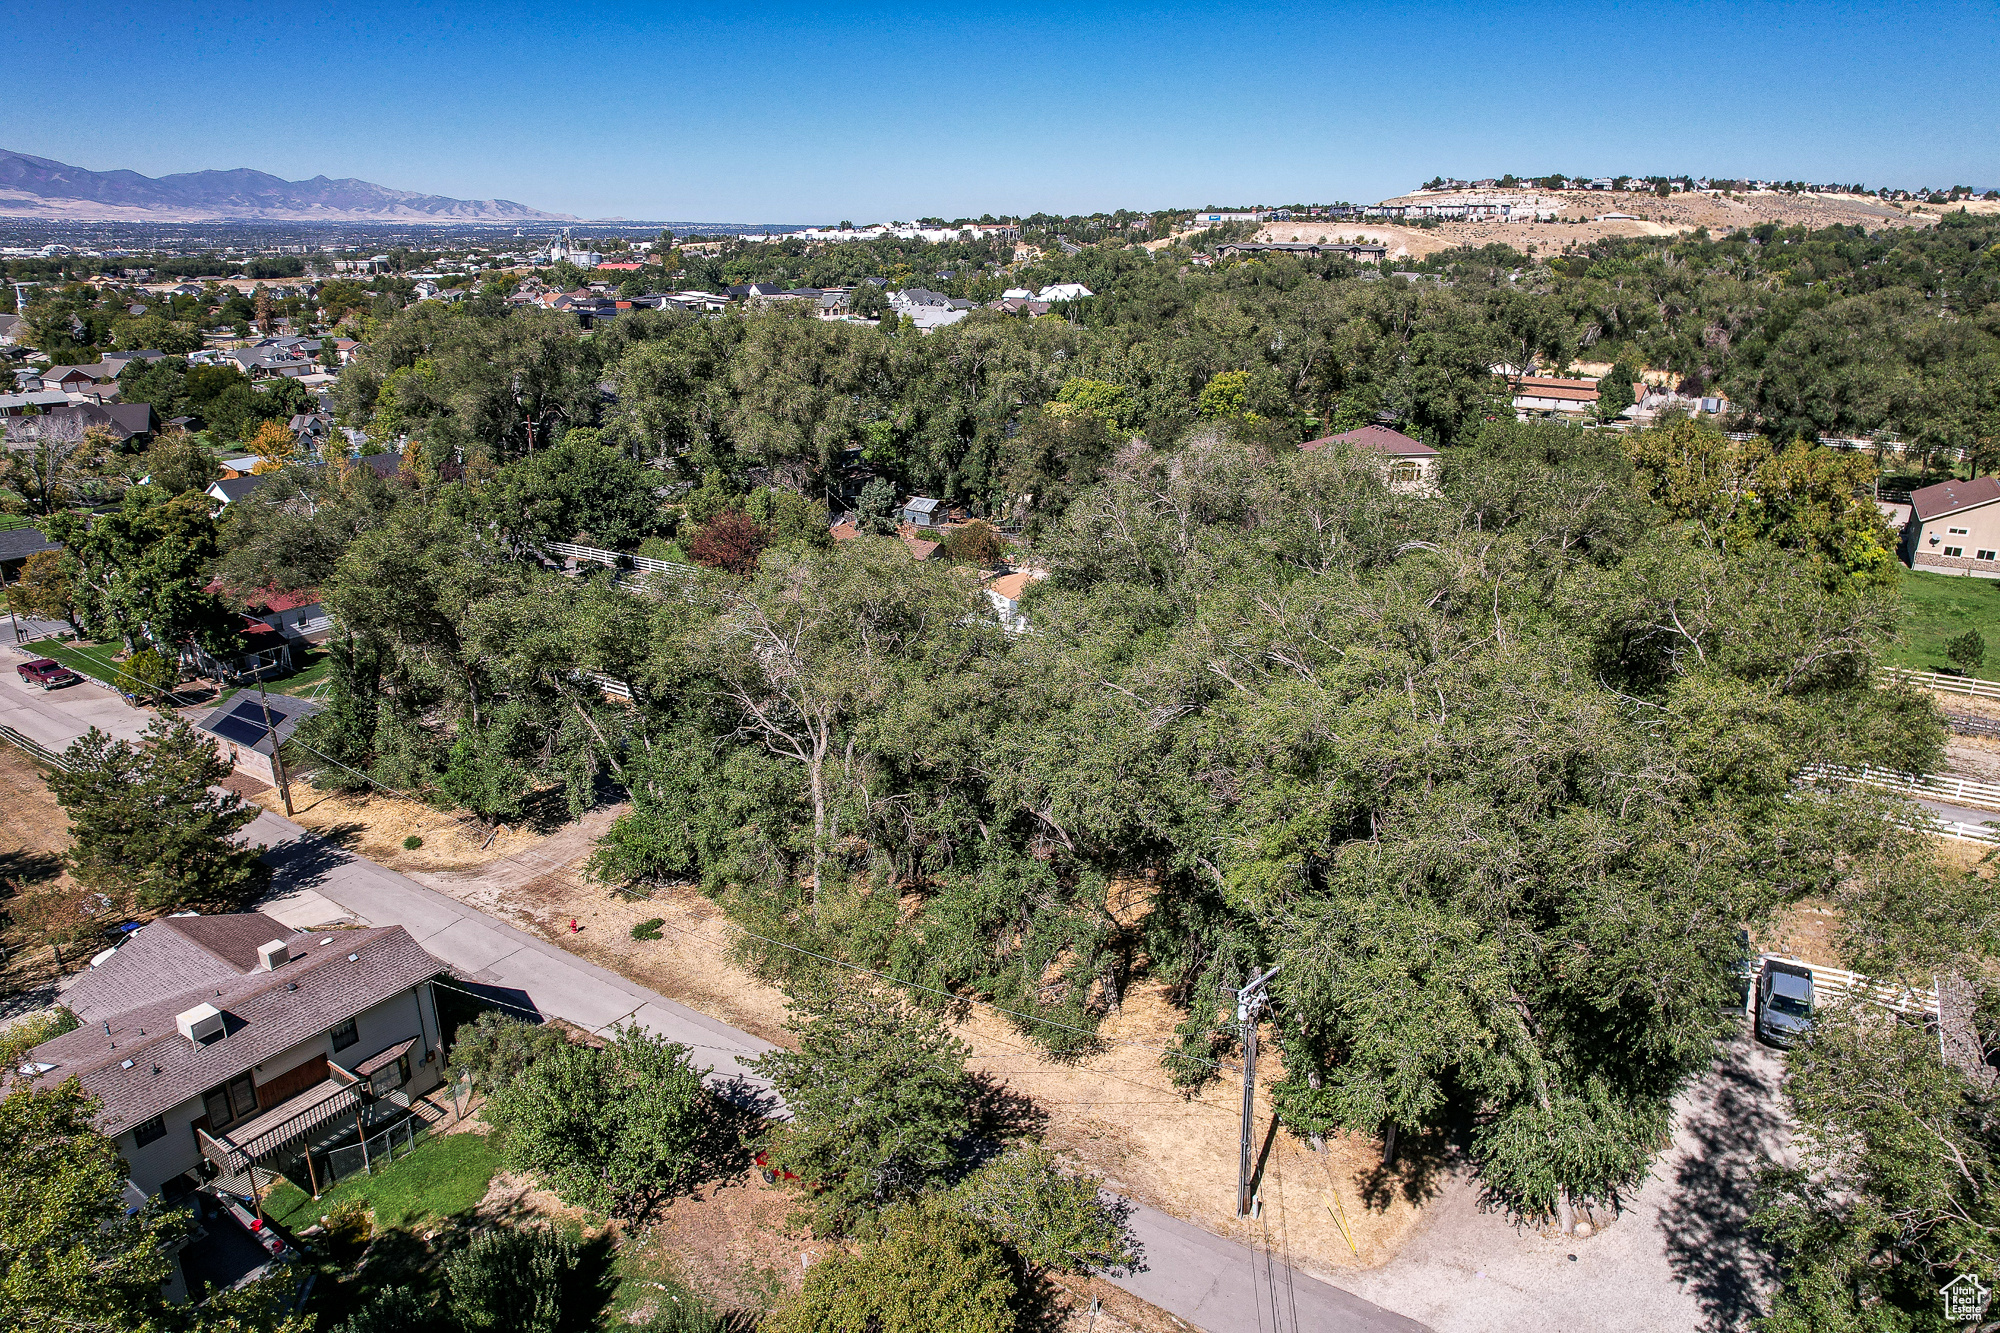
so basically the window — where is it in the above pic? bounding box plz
[133,1114,167,1147]
[329,1018,358,1051]
[1949,527,1970,535]
[202,1074,257,1129]
[370,1055,411,1096]
[1980,551,1997,563]
[1945,546,1965,557]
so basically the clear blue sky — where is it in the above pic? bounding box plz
[9,0,1996,221]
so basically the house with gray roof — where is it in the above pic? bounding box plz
[24,913,448,1203]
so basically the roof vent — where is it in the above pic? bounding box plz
[257,939,290,971]
[176,1002,225,1047]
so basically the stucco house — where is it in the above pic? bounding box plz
[23,913,447,1205]
[1902,476,2000,576]
[1301,423,1442,493]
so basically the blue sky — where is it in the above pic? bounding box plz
[8,0,1996,221]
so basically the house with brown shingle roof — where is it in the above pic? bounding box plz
[24,912,447,1203]
[1901,475,2000,575]
[1300,423,1441,493]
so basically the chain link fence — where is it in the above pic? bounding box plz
[318,1113,429,1188]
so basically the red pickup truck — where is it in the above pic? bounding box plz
[15,659,79,690]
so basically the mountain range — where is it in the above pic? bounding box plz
[0,150,576,222]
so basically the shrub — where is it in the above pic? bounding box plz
[443,1011,571,1099]
[444,1225,582,1333]
[402,834,423,850]
[762,1199,1019,1333]
[631,918,665,941]
[942,520,1006,565]
[687,509,768,575]
[1947,628,1986,674]
[484,1023,706,1218]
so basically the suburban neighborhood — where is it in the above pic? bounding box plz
[1,9,1998,1330]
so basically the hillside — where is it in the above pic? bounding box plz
[0,150,575,222]
[1258,187,1932,260]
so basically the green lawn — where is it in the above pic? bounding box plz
[37,641,142,692]
[1887,567,2000,679]
[275,646,334,696]
[262,1129,502,1233]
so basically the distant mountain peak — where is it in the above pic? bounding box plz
[0,149,576,222]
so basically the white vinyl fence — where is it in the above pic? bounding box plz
[1882,666,2000,700]
[1800,762,2000,814]
[1755,952,1938,1020]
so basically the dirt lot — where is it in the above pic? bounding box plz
[1256,188,1929,260]
[0,742,83,1006]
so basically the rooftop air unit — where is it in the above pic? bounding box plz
[176,1002,225,1047]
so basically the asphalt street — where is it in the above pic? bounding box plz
[0,658,1428,1333]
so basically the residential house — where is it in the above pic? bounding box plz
[7,401,157,444]
[98,348,168,378]
[0,389,75,415]
[193,693,323,784]
[23,913,446,1210]
[1214,242,1389,263]
[1301,423,1441,493]
[1900,476,2000,576]
[1510,374,1600,419]
[288,413,333,447]
[984,569,1042,631]
[0,313,22,345]
[40,364,111,394]
[207,474,272,507]
[1034,283,1093,302]
[0,524,61,585]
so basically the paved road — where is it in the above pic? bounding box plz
[1913,794,2000,827]
[1121,1202,1429,1333]
[1,666,1427,1333]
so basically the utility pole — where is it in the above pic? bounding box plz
[254,670,295,816]
[1235,964,1281,1217]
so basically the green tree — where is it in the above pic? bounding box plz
[854,476,899,534]
[443,1011,571,1099]
[0,1081,188,1333]
[44,488,236,653]
[6,549,79,631]
[488,427,661,551]
[1947,628,1986,674]
[485,1024,707,1218]
[1754,1004,1999,1333]
[49,718,268,912]
[1052,378,1137,433]
[761,1199,1019,1333]
[949,1145,1137,1277]
[130,430,221,496]
[1597,360,1639,420]
[443,1226,587,1333]
[751,984,974,1232]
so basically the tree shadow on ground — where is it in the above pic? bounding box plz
[1354,1125,1457,1212]
[258,824,365,893]
[0,849,62,892]
[1657,1038,1786,1332]
[969,1069,1051,1141]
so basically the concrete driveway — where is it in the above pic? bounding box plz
[1342,1036,1790,1333]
